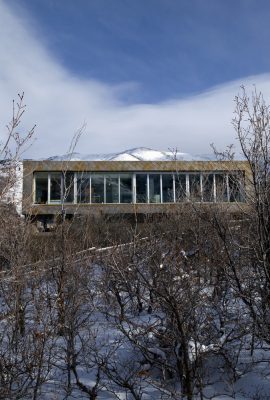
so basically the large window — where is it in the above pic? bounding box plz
[162,174,174,203]
[189,174,201,201]
[91,174,104,203]
[120,174,133,203]
[50,173,62,203]
[63,172,74,203]
[149,174,161,203]
[228,173,245,202]
[33,170,246,205]
[136,174,147,203]
[35,172,48,204]
[215,173,228,202]
[202,173,214,202]
[106,174,119,203]
[77,174,90,203]
[175,174,187,201]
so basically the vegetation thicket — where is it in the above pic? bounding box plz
[1,89,270,399]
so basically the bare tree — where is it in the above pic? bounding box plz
[0,92,35,203]
[212,87,270,344]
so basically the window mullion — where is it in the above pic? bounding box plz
[33,173,36,203]
[74,172,77,204]
[173,174,176,203]
[147,174,150,203]
[160,174,163,203]
[118,175,120,203]
[213,174,216,202]
[133,173,136,203]
[89,174,92,204]
[186,174,190,200]
[226,173,229,202]
[48,173,51,204]
[104,175,106,204]
[200,172,203,202]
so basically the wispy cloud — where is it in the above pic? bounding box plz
[1,1,270,159]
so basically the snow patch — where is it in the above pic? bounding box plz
[45,147,215,162]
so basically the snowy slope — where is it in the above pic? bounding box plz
[46,147,215,162]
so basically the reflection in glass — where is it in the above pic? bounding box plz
[63,172,74,203]
[136,174,147,203]
[34,169,246,206]
[162,174,174,203]
[35,172,48,204]
[91,174,104,203]
[149,174,161,203]
[202,174,214,202]
[189,174,201,201]
[50,173,62,203]
[120,174,132,203]
[215,174,228,202]
[106,174,119,203]
[175,174,186,201]
[77,174,90,203]
[229,173,245,202]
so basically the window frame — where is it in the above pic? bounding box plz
[33,170,246,205]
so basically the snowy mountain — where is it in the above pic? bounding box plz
[46,147,215,162]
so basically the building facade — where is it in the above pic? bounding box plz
[22,159,251,223]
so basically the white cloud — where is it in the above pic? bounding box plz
[1,1,270,159]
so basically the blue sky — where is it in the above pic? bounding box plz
[1,0,270,157]
[8,0,270,102]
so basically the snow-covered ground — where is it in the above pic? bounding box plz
[1,236,270,400]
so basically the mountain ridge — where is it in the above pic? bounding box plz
[45,147,215,162]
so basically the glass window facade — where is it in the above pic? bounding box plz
[91,174,104,203]
[50,173,62,203]
[33,170,246,205]
[228,173,245,202]
[77,174,90,203]
[106,174,119,203]
[136,174,147,203]
[175,174,187,202]
[162,174,174,203]
[215,173,228,202]
[149,174,161,203]
[202,173,214,202]
[63,172,74,203]
[189,174,201,202]
[35,172,48,204]
[120,174,133,203]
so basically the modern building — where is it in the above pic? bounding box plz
[22,155,251,225]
